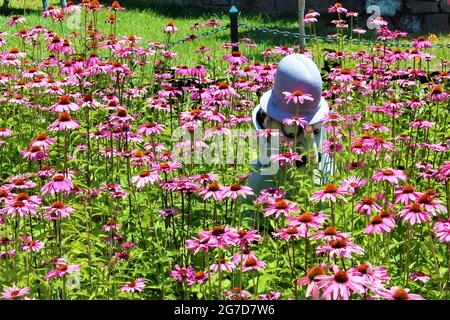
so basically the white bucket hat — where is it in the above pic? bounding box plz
[252,53,329,128]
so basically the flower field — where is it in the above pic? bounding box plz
[0,1,449,301]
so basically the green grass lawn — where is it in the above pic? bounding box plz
[0,0,448,65]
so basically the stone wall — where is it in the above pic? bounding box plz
[149,0,450,34]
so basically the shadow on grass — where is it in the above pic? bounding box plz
[0,6,41,16]
[100,0,284,21]
[104,1,348,45]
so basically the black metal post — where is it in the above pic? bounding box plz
[229,5,239,52]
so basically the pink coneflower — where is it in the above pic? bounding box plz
[190,65,207,78]
[191,173,219,184]
[158,151,173,162]
[137,122,165,135]
[22,239,45,252]
[0,128,12,137]
[229,114,252,125]
[316,238,364,259]
[417,193,447,215]
[20,146,49,162]
[433,219,450,243]
[287,212,326,233]
[328,3,348,14]
[122,242,136,249]
[224,287,252,300]
[180,109,204,121]
[163,21,178,33]
[348,263,390,292]
[274,226,305,240]
[356,197,381,215]
[110,109,135,124]
[46,35,62,52]
[398,202,431,224]
[223,51,249,65]
[47,112,80,131]
[41,174,74,195]
[363,123,390,132]
[370,16,388,27]
[1,199,39,217]
[185,237,209,255]
[102,218,122,232]
[0,188,10,204]
[242,257,266,272]
[304,16,318,24]
[316,265,365,300]
[210,258,236,273]
[439,161,450,178]
[311,183,348,203]
[271,150,303,167]
[257,188,287,204]
[372,168,407,185]
[204,19,222,27]
[221,183,254,201]
[49,95,79,113]
[198,182,223,201]
[322,138,343,154]
[259,291,281,300]
[353,27,366,34]
[364,215,394,235]
[198,226,238,248]
[283,89,314,105]
[44,262,80,280]
[30,133,56,148]
[236,229,261,248]
[212,82,237,98]
[131,170,161,188]
[11,192,42,206]
[129,151,151,167]
[412,36,432,49]
[6,177,37,190]
[341,176,367,195]
[380,210,396,228]
[6,16,26,26]
[297,265,327,300]
[1,285,29,299]
[159,208,179,218]
[256,127,282,138]
[60,40,75,56]
[312,226,350,241]
[394,184,421,205]
[263,198,298,218]
[428,85,448,101]
[282,116,308,128]
[152,162,182,173]
[187,271,209,285]
[410,118,434,129]
[113,251,130,262]
[331,68,354,82]
[121,278,145,293]
[175,65,190,76]
[376,287,424,300]
[43,201,76,220]
[108,1,124,11]
[203,110,226,123]
[409,271,431,284]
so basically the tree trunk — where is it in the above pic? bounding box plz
[298,0,305,50]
